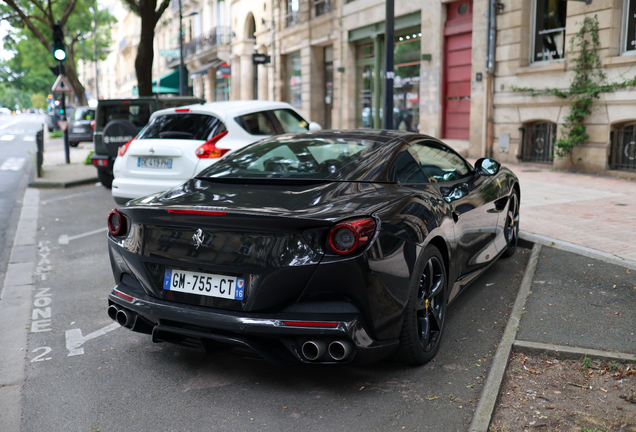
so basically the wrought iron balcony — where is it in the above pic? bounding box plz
[314,0,331,17]
[183,27,231,59]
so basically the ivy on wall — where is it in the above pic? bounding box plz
[513,16,636,158]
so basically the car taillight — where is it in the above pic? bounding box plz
[328,218,376,255]
[196,131,229,159]
[90,120,95,131]
[91,158,108,167]
[117,136,136,157]
[107,209,128,236]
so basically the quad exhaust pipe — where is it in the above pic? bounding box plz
[328,340,353,361]
[108,304,135,328]
[301,339,354,361]
[301,340,327,361]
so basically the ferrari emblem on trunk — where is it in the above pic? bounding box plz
[192,229,204,249]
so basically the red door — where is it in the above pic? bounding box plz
[443,0,473,140]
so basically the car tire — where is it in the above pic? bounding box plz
[97,169,113,189]
[501,191,520,258]
[393,244,447,365]
[113,196,130,205]
[69,141,79,147]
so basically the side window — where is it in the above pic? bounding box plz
[272,109,309,133]
[623,0,636,54]
[393,150,428,184]
[409,140,471,183]
[235,112,277,135]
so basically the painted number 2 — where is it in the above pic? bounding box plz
[31,346,52,362]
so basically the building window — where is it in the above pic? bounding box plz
[284,0,299,28]
[609,122,636,171]
[518,121,556,164]
[532,0,567,63]
[314,0,331,17]
[623,0,636,54]
[285,51,302,108]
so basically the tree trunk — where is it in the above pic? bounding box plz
[65,51,88,106]
[136,2,158,97]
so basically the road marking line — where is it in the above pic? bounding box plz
[0,119,21,130]
[23,136,35,141]
[0,157,25,171]
[58,227,108,245]
[65,323,120,356]
[0,135,15,141]
[41,190,101,205]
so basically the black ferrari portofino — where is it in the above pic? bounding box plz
[106,130,520,365]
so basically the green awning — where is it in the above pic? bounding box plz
[151,69,187,90]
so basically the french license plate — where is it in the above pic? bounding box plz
[163,269,245,301]
[72,127,84,133]
[138,157,173,169]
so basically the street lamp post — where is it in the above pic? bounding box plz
[178,0,198,96]
[179,0,184,96]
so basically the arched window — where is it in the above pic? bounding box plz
[245,13,256,40]
[518,121,556,164]
[609,122,636,171]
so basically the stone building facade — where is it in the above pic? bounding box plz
[492,0,636,178]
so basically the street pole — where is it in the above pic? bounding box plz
[60,62,70,164]
[94,0,99,99]
[179,0,184,96]
[382,0,394,130]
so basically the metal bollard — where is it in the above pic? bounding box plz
[36,128,44,178]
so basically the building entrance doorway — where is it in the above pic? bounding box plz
[443,0,473,140]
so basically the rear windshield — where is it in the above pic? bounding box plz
[198,136,375,180]
[74,108,95,121]
[97,103,151,129]
[137,114,226,141]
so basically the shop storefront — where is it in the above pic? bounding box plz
[350,13,421,132]
[285,51,302,109]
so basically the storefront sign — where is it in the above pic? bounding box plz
[252,54,271,65]
[218,64,231,77]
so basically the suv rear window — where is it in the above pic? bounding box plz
[74,108,95,121]
[137,114,226,141]
[97,103,151,129]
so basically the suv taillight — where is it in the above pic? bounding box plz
[117,136,136,157]
[328,218,376,255]
[90,120,96,131]
[196,131,229,159]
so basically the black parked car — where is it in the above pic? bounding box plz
[68,106,95,147]
[106,130,520,365]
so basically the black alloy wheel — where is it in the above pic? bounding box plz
[502,191,519,258]
[394,245,447,365]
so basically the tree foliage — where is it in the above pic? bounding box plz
[0,0,115,105]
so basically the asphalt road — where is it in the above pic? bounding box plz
[0,113,43,286]
[12,184,531,432]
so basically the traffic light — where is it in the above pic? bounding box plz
[51,24,66,61]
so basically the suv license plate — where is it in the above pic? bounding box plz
[138,157,173,169]
[163,269,245,301]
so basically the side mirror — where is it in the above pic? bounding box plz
[474,158,500,176]
[309,122,322,131]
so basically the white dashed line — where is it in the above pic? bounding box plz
[0,157,25,171]
[0,135,15,141]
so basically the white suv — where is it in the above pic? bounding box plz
[112,101,320,204]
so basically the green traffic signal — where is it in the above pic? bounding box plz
[54,48,66,61]
[51,24,66,61]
